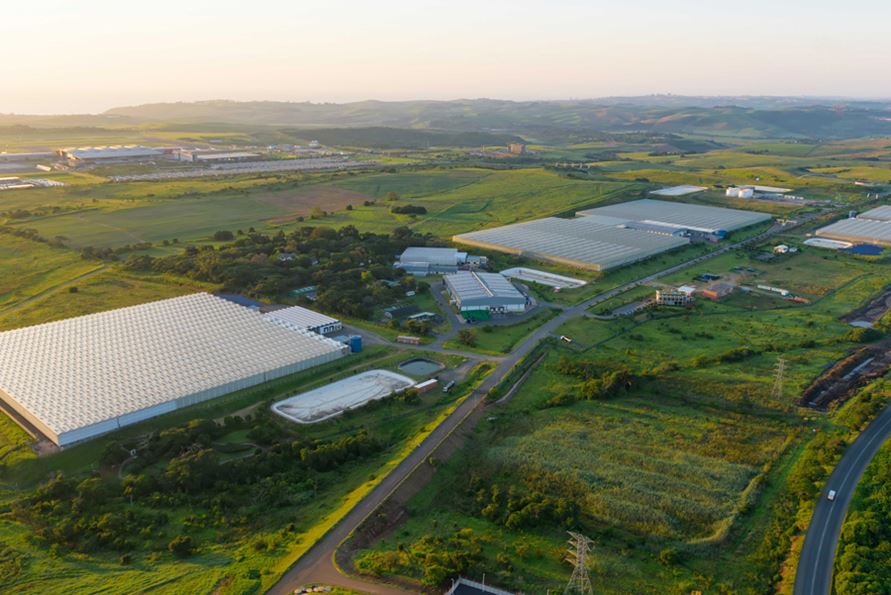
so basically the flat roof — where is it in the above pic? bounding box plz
[0,293,345,445]
[816,217,891,246]
[264,305,340,330]
[649,185,708,197]
[400,247,465,265]
[455,217,688,271]
[445,271,524,302]
[577,199,772,233]
[857,205,891,222]
[194,152,260,161]
[64,146,163,160]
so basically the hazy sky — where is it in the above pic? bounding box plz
[3,0,890,114]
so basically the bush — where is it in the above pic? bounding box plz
[167,535,194,558]
[212,230,234,241]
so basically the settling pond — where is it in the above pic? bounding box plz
[398,358,443,376]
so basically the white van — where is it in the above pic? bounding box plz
[827,490,837,501]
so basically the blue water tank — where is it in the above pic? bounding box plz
[349,335,363,353]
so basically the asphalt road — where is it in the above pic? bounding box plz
[794,403,891,595]
[268,220,803,594]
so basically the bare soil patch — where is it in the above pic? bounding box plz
[259,185,371,223]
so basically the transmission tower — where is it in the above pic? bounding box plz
[771,357,786,401]
[563,531,594,595]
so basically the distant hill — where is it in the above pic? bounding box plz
[104,98,891,139]
[281,127,524,148]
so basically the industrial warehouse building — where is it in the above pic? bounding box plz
[60,146,172,163]
[816,207,891,247]
[444,271,527,313]
[0,293,347,447]
[397,247,467,276]
[264,305,342,335]
[454,199,771,271]
[454,216,688,271]
[576,199,772,233]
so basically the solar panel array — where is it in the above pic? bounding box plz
[0,293,346,445]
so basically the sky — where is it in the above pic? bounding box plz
[2,0,890,114]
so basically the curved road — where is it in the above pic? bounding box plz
[794,403,891,595]
[269,219,807,594]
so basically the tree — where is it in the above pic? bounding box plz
[385,191,399,201]
[457,329,477,347]
[212,230,234,241]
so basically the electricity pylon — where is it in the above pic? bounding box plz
[771,356,786,401]
[563,531,594,595]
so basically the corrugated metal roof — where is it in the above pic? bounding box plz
[400,247,463,266]
[0,293,344,442]
[444,271,524,302]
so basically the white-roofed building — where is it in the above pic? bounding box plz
[576,199,771,234]
[455,217,689,272]
[61,146,167,163]
[454,199,770,272]
[0,293,347,447]
[444,271,527,313]
[397,247,468,276]
[264,305,342,335]
[815,216,891,247]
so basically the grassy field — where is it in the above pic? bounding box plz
[0,268,216,331]
[442,308,559,355]
[0,234,102,309]
[353,241,891,593]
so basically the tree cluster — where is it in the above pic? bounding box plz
[123,225,436,318]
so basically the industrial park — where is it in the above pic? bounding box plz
[3,6,891,592]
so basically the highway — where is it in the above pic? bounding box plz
[794,403,891,595]
[268,219,804,594]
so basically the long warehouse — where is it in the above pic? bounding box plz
[576,198,772,233]
[0,293,347,447]
[454,216,689,271]
[816,215,891,247]
[454,199,771,271]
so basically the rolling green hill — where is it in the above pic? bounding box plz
[103,98,891,139]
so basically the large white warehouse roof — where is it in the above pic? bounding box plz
[857,205,891,222]
[63,146,164,160]
[577,199,772,233]
[454,217,689,271]
[0,293,346,446]
[264,305,341,332]
[816,216,891,246]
